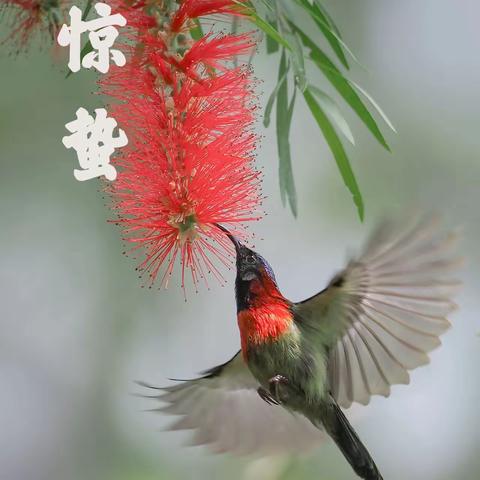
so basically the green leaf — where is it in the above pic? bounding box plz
[230,16,240,66]
[304,87,364,221]
[309,85,355,145]
[250,0,274,13]
[234,1,292,51]
[276,50,297,216]
[82,0,93,20]
[295,0,352,69]
[79,39,94,61]
[313,0,342,36]
[276,5,306,90]
[65,0,93,78]
[266,18,279,54]
[283,27,307,91]
[251,13,292,51]
[264,67,288,128]
[190,18,204,40]
[292,22,391,151]
[348,79,397,133]
[65,40,94,78]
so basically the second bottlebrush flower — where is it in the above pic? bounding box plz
[1,0,63,50]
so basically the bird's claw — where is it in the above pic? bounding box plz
[257,387,280,405]
[268,374,290,404]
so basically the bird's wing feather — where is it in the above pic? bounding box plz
[293,215,462,408]
[143,351,327,455]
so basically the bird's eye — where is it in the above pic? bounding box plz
[246,254,256,265]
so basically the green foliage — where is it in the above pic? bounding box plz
[190,19,204,41]
[292,24,392,151]
[65,0,93,78]
[265,18,280,54]
[241,0,395,220]
[276,51,298,216]
[304,88,364,220]
[309,86,355,145]
[235,1,293,50]
[295,0,352,69]
[82,0,93,19]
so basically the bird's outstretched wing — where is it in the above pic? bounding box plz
[142,351,326,455]
[293,215,462,408]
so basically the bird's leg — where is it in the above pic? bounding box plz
[257,386,280,405]
[268,374,290,404]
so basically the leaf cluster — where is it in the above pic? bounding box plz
[241,0,396,220]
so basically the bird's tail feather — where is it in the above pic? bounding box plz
[321,398,383,480]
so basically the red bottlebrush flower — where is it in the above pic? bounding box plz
[1,0,63,51]
[101,12,262,291]
[179,32,256,75]
[106,0,156,33]
[171,0,244,33]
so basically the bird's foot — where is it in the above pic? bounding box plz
[257,387,280,406]
[268,374,290,404]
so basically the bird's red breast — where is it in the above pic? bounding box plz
[237,273,293,360]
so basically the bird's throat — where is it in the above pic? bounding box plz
[237,301,293,360]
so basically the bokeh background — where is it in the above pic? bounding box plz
[1,0,479,479]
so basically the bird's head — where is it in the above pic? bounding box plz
[217,225,275,282]
[234,241,276,284]
[217,225,280,309]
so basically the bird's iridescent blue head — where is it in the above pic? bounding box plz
[234,243,276,282]
[217,224,276,283]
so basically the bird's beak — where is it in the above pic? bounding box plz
[216,223,242,253]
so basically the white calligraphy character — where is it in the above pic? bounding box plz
[62,107,127,181]
[57,2,126,74]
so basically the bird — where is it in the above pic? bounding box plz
[143,215,461,479]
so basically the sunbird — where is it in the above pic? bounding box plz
[146,216,460,480]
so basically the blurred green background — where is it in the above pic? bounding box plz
[1,1,479,479]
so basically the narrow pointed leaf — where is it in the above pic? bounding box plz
[276,50,297,216]
[289,31,307,91]
[265,18,279,53]
[190,18,204,40]
[82,0,93,20]
[292,23,391,151]
[313,0,342,36]
[309,86,355,144]
[348,79,397,133]
[66,40,94,78]
[264,68,288,127]
[295,0,351,69]
[251,13,292,51]
[235,1,292,50]
[250,0,274,12]
[276,6,306,90]
[65,0,93,78]
[278,23,306,91]
[304,87,364,220]
[231,17,239,66]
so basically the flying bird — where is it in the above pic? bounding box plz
[144,216,461,479]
